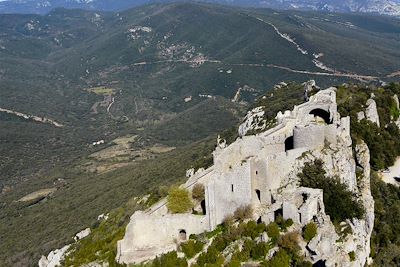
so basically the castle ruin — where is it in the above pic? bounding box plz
[117,87,374,266]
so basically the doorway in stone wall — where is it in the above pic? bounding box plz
[179,229,187,241]
[274,208,283,221]
[285,136,294,151]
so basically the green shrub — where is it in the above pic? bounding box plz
[250,241,270,260]
[153,251,187,267]
[167,187,193,213]
[229,247,249,263]
[243,221,266,239]
[282,219,294,230]
[192,183,205,201]
[303,223,317,242]
[205,224,225,238]
[226,258,241,267]
[276,216,293,231]
[299,160,364,223]
[262,249,291,267]
[266,222,280,244]
[189,234,198,240]
[351,120,400,170]
[210,235,230,252]
[196,245,224,266]
[63,208,129,267]
[348,251,356,262]
[370,171,400,266]
[240,239,269,261]
[180,239,204,258]
[229,250,248,265]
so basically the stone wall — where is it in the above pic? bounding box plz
[117,212,209,264]
[206,163,252,229]
[293,124,325,149]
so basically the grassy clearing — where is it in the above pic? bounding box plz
[86,86,116,96]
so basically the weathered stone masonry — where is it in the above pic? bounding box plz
[117,87,374,267]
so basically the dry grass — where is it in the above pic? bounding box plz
[85,86,116,96]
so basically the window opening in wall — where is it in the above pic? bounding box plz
[256,170,258,175]
[299,212,302,224]
[179,229,187,241]
[302,193,308,203]
[201,200,206,215]
[255,189,261,201]
[231,184,234,192]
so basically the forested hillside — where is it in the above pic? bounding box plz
[0,2,400,266]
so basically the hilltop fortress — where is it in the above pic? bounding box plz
[117,87,374,266]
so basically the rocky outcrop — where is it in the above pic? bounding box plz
[393,95,400,129]
[280,121,373,266]
[357,98,380,127]
[39,227,92,266]
[238,106,266,136]
[74,228,91,241]
[38,245,71,267]
[365,98,380,127]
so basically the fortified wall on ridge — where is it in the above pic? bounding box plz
[117,87,374,267]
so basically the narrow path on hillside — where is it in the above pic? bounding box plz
[128,14,383,83]
[252,16,336,73]
[131,59,222,66]
[264,64,377,81]
[107,97,115,113]
[130,60,378,82]
[0,107,64,127]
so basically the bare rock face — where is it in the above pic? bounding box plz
[365,99,380,127]
[357,111,365,121]
[393,95,400,129]
[284,126,373,267]
[393,95,399,110]
[351,141,374,266]
[74,227,91,241]
[238,106,266,136]
[38,245,71,267]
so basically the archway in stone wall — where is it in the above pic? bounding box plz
[179,229,187,241]
[309,109,332,124]
[285,136,294,151]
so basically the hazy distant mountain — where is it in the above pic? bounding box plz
[0,0,399,16]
